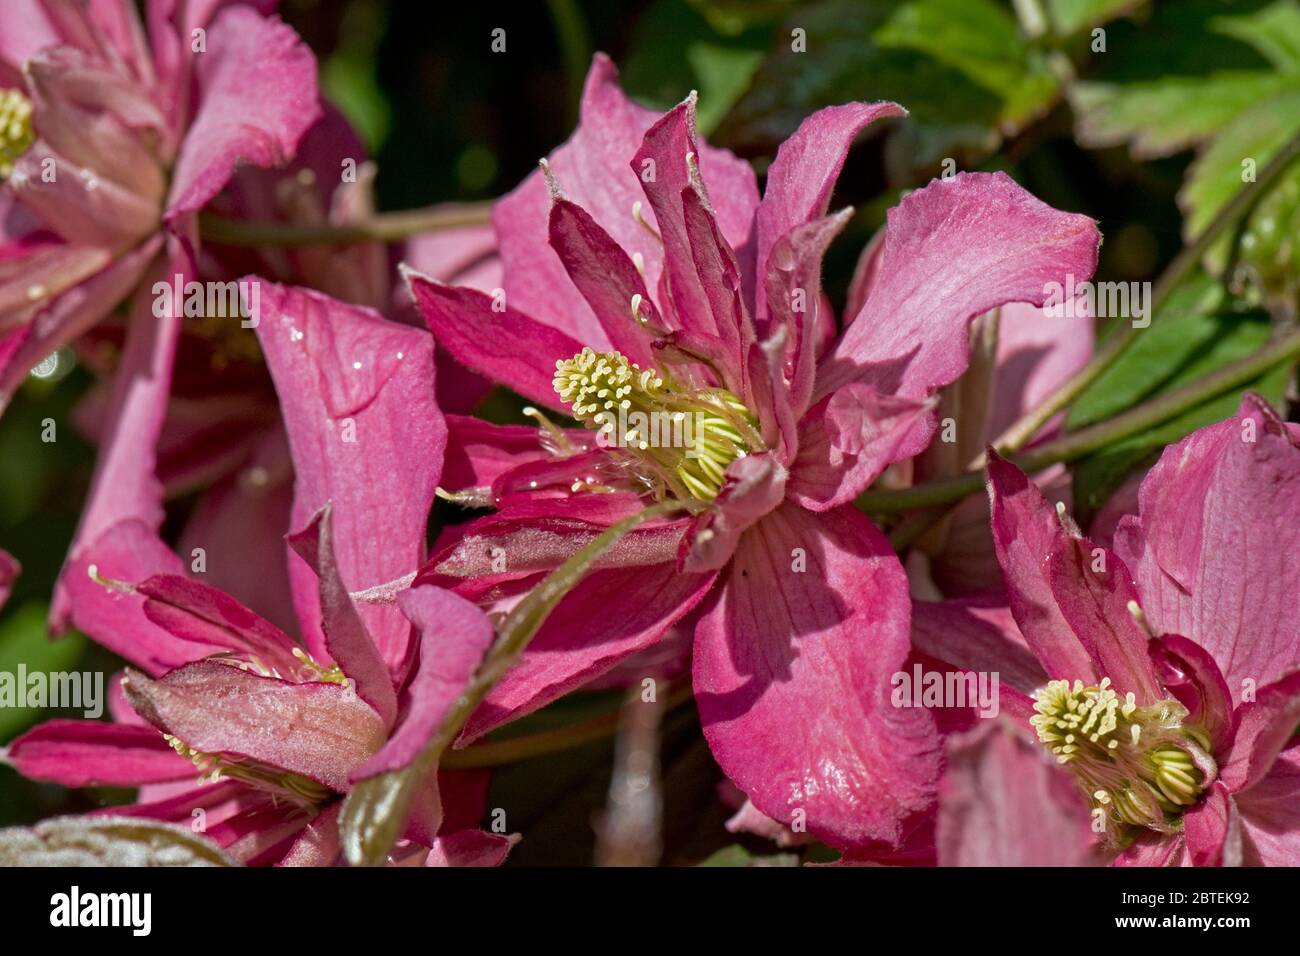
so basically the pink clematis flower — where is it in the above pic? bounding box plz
[407,55,1101,853]
[3,278,509,865]
[920,394,1300,865]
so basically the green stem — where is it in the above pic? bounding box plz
[859,326,1300,514]
[987,127,1300,457]
[197,201,493,247]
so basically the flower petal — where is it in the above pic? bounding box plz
[3,719,193,787]
[1234,746,1300,866]
[462,562,715,742]
[819,172,1100,402]
[1047,535,1163,705]
[1219,670,1300,794]
[755,102,904,325]
[937,720,1094,866]
[987,452,1096,682]
[165,8,319,221]
[694,502,939,849]
[405,268,582,411]
[1114,394,1300,691]
[1148,633,1236,755]
[123,661,387,791]
[286,505,397,728]
[787,384,933,510]
[255,280,444,671]
[353,585,493,779]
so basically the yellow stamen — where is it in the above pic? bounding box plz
[0,89,34,180]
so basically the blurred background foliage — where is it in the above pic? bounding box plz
[2,0,1296,864]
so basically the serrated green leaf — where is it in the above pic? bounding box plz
[0,602,88,740]
[1072,72,1288,158]
[1066,275,1234,429]
[1181,86,1300,240]
[874,0,1059,126]
[1212,0,1300,74]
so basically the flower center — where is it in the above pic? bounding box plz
[553,347,758,500]
[1031,677,1210,832]
[0,89,34,180]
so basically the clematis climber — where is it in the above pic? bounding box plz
[930,394,1300,865]
[408,54,1101,853]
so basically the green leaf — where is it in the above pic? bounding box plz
[1181,86,1300,240]
[1212,0,1300,73]
[874,0,1059,126]
[714,0,1059,179]
[0,816,237,866]
[686,43,765,134]
[1046,0,1147,36]
[1072,72,1288,159]
[0,602,87,740]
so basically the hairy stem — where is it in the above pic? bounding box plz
[198,201,493,247]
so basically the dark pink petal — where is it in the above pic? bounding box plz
[763,210,853,416]
[441,415,552,492]
[402,214,501,293]
[3,720,192,787]
[1112,832,1184,867]
[122,661,387,791]
[164,8,318,220]
[1219,670,1300,794]
[910,599,1048,699]
[428,494,684,582]
[788,384,933,511]
[1234,746,1300,866]
[275,803,342,867]
[987,452,1096,682]
[353,585,493,778]
[49,242,178,628]
[679,453,786,573]
[1047,536,1163,705]
[694,502,939,849]
[1182,782,1233,866]
[462,562,716,742]
[136,573,303,679]
[547,198,656,364]
[255,281,444,672]
[820,172,1100,402]
[426,830,517,867]
[755,102,905,327]
[493,55,756,345]
[405,269,582,411]
[632,98,738,345]
[937,720,1094,866]
[0,548,17,611]
[680,180,748,366]
[57,520,212,675]
[287,506,397,728]
[1114,394,1300,691]
[10,143,158,248]
[1148,634,1235,755]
